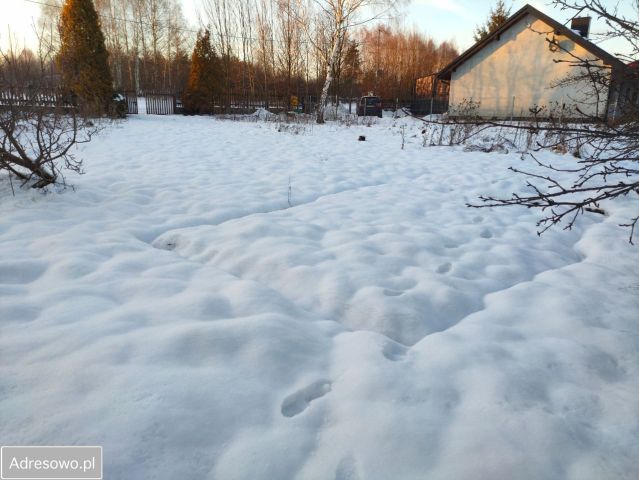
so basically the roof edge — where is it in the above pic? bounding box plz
[438,3,627,81]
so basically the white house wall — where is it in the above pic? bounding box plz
[449,14,610,118]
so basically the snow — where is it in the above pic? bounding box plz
[1,114,638,479]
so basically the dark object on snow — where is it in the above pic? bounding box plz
[585,207,606,215]
[111,93,127,118]
[358,135,366,141]
[357,96,383,118]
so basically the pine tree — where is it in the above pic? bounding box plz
[183,30,220,115]
[57,0,113,114]
[343,41,361,87]
[343,41,362,110]
[473,1,512,43]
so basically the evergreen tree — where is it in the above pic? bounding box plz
[183,29,220,115]
[343,41,361,86]
[57,0,113,114]
[343,41,362,106]
[473,1,512,43]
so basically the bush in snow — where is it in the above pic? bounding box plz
[1,38,100,188]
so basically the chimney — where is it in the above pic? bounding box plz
[571,17,591,38]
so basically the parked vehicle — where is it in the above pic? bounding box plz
[357,96,383,117]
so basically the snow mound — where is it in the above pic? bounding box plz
[251,107,277,120]
[1,114,638,480]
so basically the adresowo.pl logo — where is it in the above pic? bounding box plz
[1,446,102,480]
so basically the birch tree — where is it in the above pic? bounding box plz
[300,0,402,123]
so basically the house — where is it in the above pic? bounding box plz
[436,4,637,121]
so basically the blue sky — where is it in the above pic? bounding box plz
[399,0,634,57]
[1,0,635,58]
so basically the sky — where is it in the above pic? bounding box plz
[0,0,635,58]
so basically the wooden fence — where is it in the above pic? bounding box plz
[2,88,447,117]
[145,93,175,115]
[124,91,138,114]
[198,95,304,114]
[0,89,74,110]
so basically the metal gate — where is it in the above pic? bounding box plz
[146,93,175,115]
[124,91,138,114]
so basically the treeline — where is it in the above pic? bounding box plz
[12,0,458,103]
[357,25,458,101]
[37,0,191,93]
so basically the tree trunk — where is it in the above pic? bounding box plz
[317,30,342,124]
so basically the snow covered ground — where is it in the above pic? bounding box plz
[1,113,638,479]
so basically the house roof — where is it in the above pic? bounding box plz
[438,3,628,81]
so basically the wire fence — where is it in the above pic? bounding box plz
[446,95,611,121]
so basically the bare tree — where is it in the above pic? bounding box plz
[297,0,402,123]
[0,36,99,188]
[202,0,237,109]
[357,25,458,102]
[255,0,275,100]
[236,0,256,105]
[277,0,302,110]
[36,0,63,55]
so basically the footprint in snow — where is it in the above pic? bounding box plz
[0,260,47,285]
[480,228,493,239]
[335,455,361,480]
[151,236,178,251]
[436,262,452,274]
[382,288,403,297]
[281,380,331,418]
[382,342,408,362]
